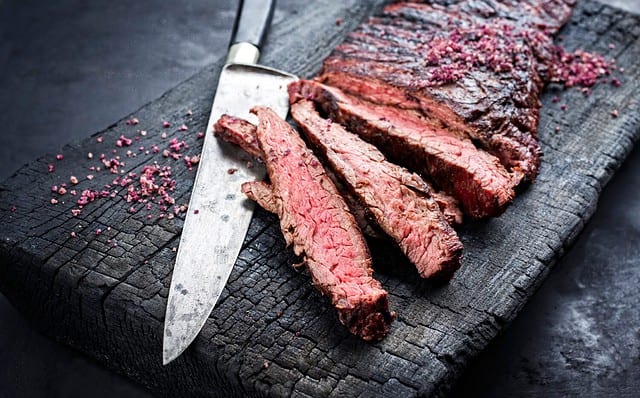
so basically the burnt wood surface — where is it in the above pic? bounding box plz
[1,1,639,396]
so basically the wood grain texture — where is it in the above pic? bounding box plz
[0,1,639,396]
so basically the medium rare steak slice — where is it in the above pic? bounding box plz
[216,107,394,340]
[318,0,570,180]
[290,80,516,219]
[290,99,463,279]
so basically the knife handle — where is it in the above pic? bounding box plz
[226,0,276,65]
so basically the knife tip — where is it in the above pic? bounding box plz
[162,343,181,366]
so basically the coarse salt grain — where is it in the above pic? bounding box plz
[70,176,79,184]
[50,198,58,205]
[611,109,619,118]
[56,154,64,160]
[116,135,133,147]
[48,164,55,173]
[162,121,171,128]
[179,124,188,131]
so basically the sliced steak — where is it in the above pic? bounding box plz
[290,79,516,219]
[317,0,572,180]
[214,114,392,237]
[216,107,394,340]
[290,99,463,279]
[214,113,463,227]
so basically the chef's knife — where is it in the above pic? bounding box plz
[163,0,297,365]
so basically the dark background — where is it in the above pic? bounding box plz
[0,1,638,397]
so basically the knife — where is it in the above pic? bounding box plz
[163,0,297,365]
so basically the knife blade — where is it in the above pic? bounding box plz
[163,0,297,365]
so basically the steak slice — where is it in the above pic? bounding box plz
[216,107,394,340]
[317,0,569,180]
[290,99,463,279]
[290,79,516,219]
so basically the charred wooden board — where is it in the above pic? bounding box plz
[1,1,639,396]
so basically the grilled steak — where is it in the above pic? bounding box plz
[290,99,463,279]
[289,79,516,219]
[318,0,573,180]
[215,107,394,340]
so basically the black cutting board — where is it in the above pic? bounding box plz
[1,1,639,396]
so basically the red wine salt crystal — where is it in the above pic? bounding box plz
[417,21,617,91]
[56,154,64,160]
[611,109,619,118]
[179,124,188,131]
[116,135,133,147]
[162,121,171,128]
[48,164,54,173]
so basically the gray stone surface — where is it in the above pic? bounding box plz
[0,0,639,397]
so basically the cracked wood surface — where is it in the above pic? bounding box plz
[1,1,639,397]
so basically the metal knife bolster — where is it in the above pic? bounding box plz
[227,42,260,65]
